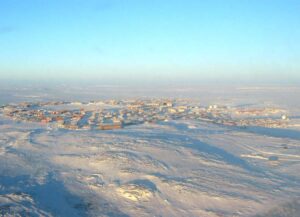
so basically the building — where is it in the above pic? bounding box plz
[99,123,123,130]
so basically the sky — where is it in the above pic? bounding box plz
[0,0,300,84]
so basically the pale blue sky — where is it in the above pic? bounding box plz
[0,0,299,84]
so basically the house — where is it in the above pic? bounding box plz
[168,108,177,113]
[41,117,52,124]
[99,123,123,130]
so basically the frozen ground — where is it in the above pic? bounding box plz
[0,84,300,217]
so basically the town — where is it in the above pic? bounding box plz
[0,99,289,130]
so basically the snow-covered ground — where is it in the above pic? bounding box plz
[1,85,300,217]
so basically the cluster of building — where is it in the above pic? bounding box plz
[0,99,289,130]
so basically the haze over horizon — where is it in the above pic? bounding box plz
[1,0,299,84]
